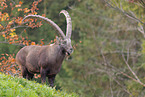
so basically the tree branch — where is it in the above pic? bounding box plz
[122,53,145,87]
[104,0,145,37]
[0,41,25,47]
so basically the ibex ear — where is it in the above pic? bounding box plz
[56,36,59,41]
[55,36,61,45]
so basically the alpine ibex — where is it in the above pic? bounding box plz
[16,10,73,87]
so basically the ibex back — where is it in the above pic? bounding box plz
[16,10,73,87]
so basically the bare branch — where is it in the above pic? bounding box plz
[122,53,145,87]
[138,0,145,7]
[113,78,132,96]
[0,41,25,47]
[104,0,145,37]
[99,55,132,95]
[12,25,29,29]
[109,77,114,97]
[138,24,145,37]
[101,49,145,87]
[105,0,144,24]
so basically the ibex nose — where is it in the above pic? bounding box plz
[67,48,73,55]
[70,48,73,53]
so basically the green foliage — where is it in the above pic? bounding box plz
[141,40,145,54]
[0,36,19,58]
[116,0,144,19]
[0,73,78,97]
[1,0,145,97]
[126,80,144,97]
[56,0,145,97]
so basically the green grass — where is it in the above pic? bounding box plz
[0,73,78,97]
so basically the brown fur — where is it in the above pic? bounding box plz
[16,10,73,87]
[16,44,66,87]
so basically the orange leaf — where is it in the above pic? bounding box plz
[26,42,29,46]
[51,40,53,43]
[40,39,44,45]
[10,3,13,6]
[15,4,21,7]
[28,40,31,42]
[34,12,37,15]
[38,74,41,78]
[9,42,12,44]
[11,58,15,64]
[11,69,16,74]
[5,54,9,56]
[18,8,22,11]
[19,1,23,5]
[42,14,46,17]
[31,42,36,45]
[24,29,26,33]
[2,34,5,37]
[23,8,30,13]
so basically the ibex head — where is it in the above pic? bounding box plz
[59,38,73,55]
[22,10,73,55]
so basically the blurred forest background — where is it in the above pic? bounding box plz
[1,0,145,97]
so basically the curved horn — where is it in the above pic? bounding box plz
[22,15,65,39]
[60,10,72,39]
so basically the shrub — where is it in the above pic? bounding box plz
[0,73,78,97]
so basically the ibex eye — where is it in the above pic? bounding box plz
[70,48,73,51]
[63,41,67,44]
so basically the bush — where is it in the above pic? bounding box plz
[0,73,78,97]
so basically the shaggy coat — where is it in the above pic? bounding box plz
[16,10,73,87]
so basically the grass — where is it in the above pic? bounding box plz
[0,73,78,97]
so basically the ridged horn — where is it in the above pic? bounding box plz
[22,15,65,39]
[60,10,72,39]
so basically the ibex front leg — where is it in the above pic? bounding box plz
[40,67,47,84]
[48,74,56,87]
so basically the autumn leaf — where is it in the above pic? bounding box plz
[40,39,44,45]
[19,19,22,24]
[38,74,41,78]
[5,54,9,56]
[34,12,37,15]
[9,32,16,37]
[5,13,9,17]
[23,8,30,13]
[18,8,22,11]
[8,21,13,24]
[15,4,21,7]
[2,34,5,37]
[12,69,16,74]
[10,29,15,32]
[11,58,15,64]
[9,42,12,44]
[26,42,29,46]
[1,13,9,21]
[31,42,36,45]
[42,14,46,17]
[1,17,4,21]
[19,1,23,5]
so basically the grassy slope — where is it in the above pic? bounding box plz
[0,73,78,97]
